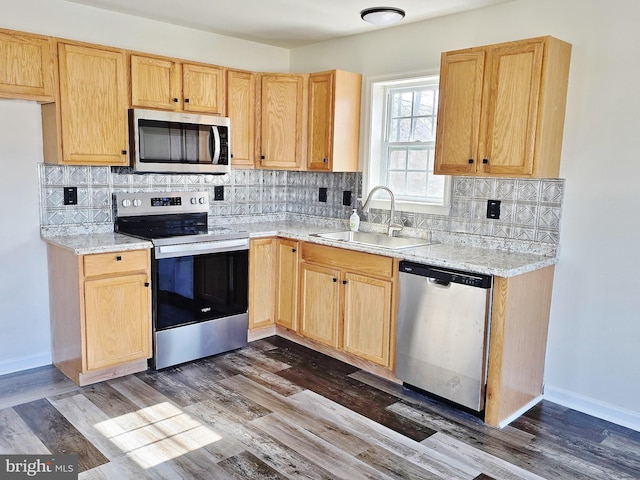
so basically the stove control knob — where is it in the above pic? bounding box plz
[133,198,142,207]
[190,197,198,205]
[121,199,131,208]
[198,197,206,205]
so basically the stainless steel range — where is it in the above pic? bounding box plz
[115,191,249,369]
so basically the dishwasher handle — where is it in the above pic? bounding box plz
[399,260,492,289]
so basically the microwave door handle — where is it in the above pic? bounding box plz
[210,126,221,164]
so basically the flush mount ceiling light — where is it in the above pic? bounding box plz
[360,6,406,26]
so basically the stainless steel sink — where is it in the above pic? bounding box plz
[311,230,436,250]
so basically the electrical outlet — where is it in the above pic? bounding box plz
[214,185,224,201]
[487,199,501,219]
[63,187,77,205]
[318,187,328,203]
[342,190,352,206]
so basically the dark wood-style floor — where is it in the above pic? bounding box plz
[1,336,638,479]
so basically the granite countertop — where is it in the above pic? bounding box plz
[223,220,557,278]
[41,219,557,277]
[41,232,153,255]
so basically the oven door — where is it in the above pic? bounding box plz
[152,239,248,369]
[154,239,248,330]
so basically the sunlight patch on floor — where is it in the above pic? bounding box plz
[94,402,222,468]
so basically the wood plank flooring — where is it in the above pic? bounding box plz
[0,336,638,479]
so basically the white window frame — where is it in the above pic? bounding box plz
[361,71,451,216]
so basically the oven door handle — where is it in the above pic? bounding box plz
[155,238,249,259]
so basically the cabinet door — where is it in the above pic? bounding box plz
[342,272,392,366]
[130,54,181,110]
[57,43,129,165]
[434,50,486,175]
[248,238,277,329]
[0,29,53,101]
[227,70,255,167]
[275,239,299,330]
[299,262,340,348]
[480,40,544,176]
[182,63,225,114]
[307,72,333,171]
[84,273,151,371]
[259,74,306,169]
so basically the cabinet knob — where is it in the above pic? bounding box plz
[342,280,347,285]
[468,159,474,164]
[333,278,337,282]
[292,248,297,253]
[173,98,179,103]
[121,150,127,155]
[482,158,489,164]
[116,255,122,261]
[185,98,190,103]
[144,282,150,287]
[323,158,327,163]
[260,155,265,160]
[230,153,234,158]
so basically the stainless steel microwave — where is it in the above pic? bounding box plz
[129,108,230,174]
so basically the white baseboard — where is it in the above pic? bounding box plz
[544,386,640,432]
[0,353,52,376]
[497,395,544,428]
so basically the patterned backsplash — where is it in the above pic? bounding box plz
[38,164,564,247]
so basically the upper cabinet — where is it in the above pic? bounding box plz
[434,36,571,178]
[307,70,362,172]
[42,41,129,166]
[130,54,225,115]
[0,28,54,102]
[226,69,256,168]
[257,73,308,170]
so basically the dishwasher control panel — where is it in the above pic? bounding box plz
[399,261,492,289]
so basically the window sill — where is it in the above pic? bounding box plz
[363,198,451,216]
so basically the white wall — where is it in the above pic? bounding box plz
[0,0,289,72]
[291,0,640,430]
[0,100,51,374]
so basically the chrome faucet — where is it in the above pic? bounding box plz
[361,186,403,236]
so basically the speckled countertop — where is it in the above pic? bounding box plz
[42,232,152,255]
[41,219,557,278]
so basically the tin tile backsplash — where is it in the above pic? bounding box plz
[38,164,564,249]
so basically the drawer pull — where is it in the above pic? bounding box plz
[116,255,122,261]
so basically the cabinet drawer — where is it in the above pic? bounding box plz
[83,250,149,277]
[301,242,393,278]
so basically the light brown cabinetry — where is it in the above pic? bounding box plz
[275,238,299,330]
[47,245,151,386]
[299,242,397,368]
[0,28,53,101]
[42,41,129,166]
[307,70,362,172]
[227,69,256,167]
[130,54,225,114]
[257,73,308,170]
[248,237,277,330]
[485,266,555,427]
[435,36,571,178]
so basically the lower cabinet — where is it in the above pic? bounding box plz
[47,245,151,385]
[275,238,299,330]
[299,242,397,368]
[248,237,277,330]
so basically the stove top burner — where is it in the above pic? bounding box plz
[115,191,249,246]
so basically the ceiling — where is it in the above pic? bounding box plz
[65,0,513,48]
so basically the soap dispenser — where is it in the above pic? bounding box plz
[349,209,360,232]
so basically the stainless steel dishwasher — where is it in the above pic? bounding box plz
[396,261,492,413]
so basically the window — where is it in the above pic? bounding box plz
[365,74,450,214]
